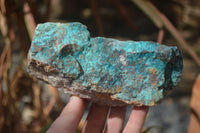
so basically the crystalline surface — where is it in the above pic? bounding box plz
[27,22,183,106]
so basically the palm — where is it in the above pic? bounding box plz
[47,96,149,133]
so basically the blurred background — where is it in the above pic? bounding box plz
[0,0,200,132]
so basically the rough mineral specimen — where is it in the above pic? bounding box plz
[27,22,183,106]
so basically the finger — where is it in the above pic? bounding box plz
[47,96,89,133]
[123,106,149,133]
[104,106,127,133]
[81,103,109,133]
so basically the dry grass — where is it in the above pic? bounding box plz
[0,0,199,132]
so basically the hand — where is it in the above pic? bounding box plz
[47,96,149,133]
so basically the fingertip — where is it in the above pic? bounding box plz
[105,106,127,133]
[81,103,110,133]
[123,106,149,133]
[47,96,89,133]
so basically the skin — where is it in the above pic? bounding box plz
[47,96,149,133]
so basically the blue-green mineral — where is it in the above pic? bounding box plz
[27,22,183,106]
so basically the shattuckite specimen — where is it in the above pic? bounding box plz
[27,22,183,106]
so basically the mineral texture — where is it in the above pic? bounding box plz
[27,22,183,106]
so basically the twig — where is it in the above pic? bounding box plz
[131,0,200,66]
[188,74,200,133]
[45,0,51,21]
[0,44,10,131]
[131,0,163,29]
[158,11,200,66]
[0,10,10,45]
[157,29,165,44]
[44,97,56,117]
[26,0,43,23]
[112,0,137,31]
[23,0,36,40]
[15,2,31,55]
[32,79,46,121]
[90,0,104,36]
[0,0,6,14]
[49,85,64,111]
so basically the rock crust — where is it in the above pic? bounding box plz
[27,22,183,106]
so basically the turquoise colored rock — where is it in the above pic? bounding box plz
[27,22,183,106]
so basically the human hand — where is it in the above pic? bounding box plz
[47,96,149,133]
